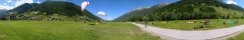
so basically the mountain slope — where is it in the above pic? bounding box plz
[1,1,101,21]
[27,1,101,21]
[10,3,39,14]
[114,0,244,21]
[0,9,8,13]
[0,9,8,17]
[29,1,82,17]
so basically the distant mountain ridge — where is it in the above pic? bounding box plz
[114,0,244,21]
[0,9,8,17]
[0,1,102,21]
[0,9,7,12]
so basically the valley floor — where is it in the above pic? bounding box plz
[1,20,244,40]
[0,21,160,40]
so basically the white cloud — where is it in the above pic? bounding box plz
[15,0,33,7]
[0,0,34,10]
[6,0,13,3]
[47,0,66,1]
[97,11,107,16]
[106,17,112,21]
[0,5,14,10]
[3,3,7,5]
[37,1,41,4]
[226,0,237,5]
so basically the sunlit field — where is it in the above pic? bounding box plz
[228,32,244,40]
[147,19,244,30]
[0,21,159,40]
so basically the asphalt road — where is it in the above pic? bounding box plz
[132,22,244,40]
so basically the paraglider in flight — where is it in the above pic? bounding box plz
[81,1,90,11]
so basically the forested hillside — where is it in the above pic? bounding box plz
[114,0,244,21]
[0,1,102,21]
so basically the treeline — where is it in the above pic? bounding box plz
[1,11,96,21]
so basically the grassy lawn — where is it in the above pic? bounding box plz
[0,21,159,40]
[228,32,244,40]
[147,19,244,30]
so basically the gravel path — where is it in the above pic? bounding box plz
[131,22,244,40]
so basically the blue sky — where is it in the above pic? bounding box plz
[0,0,244,20]
[79,0,178,20]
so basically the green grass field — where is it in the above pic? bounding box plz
[0,21,159,40]
[228,32,244,40]
[148,19,244,30]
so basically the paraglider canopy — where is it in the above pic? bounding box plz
[81,1,90,11]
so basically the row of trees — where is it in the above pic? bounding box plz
[1,11,96,21]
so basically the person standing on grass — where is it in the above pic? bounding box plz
[144,21,148,28]
[143,15,149,28]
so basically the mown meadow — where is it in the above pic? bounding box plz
[228,32,244,40]
[0,21,159,40]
